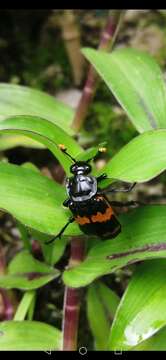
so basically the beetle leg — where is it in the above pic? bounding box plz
[45,216,75,244]
[63,198,70,207]
[109,200,143,207]
[101,182,136,194]
[96,173,108,183]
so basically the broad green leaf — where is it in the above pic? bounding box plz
[0,320,62,350]
[14,291,35,320]
[0,83,74,134]
[134,326,166,351]
[63,206,166,287]
[108,260,166,350]
[87,281,120,350]
[0,115,82,173]
[0,162,81,236]
[98,130,166,184]
[0,250,60,290]
[82,48,166,133]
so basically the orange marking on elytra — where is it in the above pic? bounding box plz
[91,207,113,223]
[75,215,91,225]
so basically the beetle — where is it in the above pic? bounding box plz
[46,144,137,244]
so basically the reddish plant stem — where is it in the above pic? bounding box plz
[62,11,124,351]
[0,245,14,320]
[0,245,5,273]
[62,237,85,350]
[71,10,125,132]
[0,288,14,320]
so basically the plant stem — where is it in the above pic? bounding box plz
[0,288,14,320]
[62,237,85,350]
[59,10,85,86]
[62,10,125,351]
[71,10,125,132]
[0,245,14,320]
[14,291,35,321]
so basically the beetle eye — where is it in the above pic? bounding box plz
[85,164,91,173]
[70,165,76,173]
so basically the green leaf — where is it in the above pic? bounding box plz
[0,115,82,173]
[0,83,74,134]
[63,205,166,287]
[21,162,40,173]
[29,229,68,265]
[0,272,55,291]
[98,130,166,184]
[14,291,36,320]
[82,48,166,133]
[27,292,36,321]
[87,283,110,350]
[8,250,53,274]
[97,282,120,319]
[0,320,62,350]
[17,221,31,251]
[0,134,45,150]
[0,162,81,235]
[41,237,68,266]
[87,281,120,350]
[76,142,107,162]
[134,326,166,351]
[108,260,166,350]
[0,250,60,290]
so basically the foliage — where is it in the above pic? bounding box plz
[0,15,166,351]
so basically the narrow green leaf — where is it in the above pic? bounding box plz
[63,206,166,287]
[76,142,107,162]
[87,283,110,350]
[82,48,166,132]
[8,250,54,274]
[14,291,35,321]
[0,115,82,173]
[0,320,62,350]
[0,162,81,235]
[134,326,166,351]
[17,221,31,251]
[97,282,120,319]
[27,292,36,321]
[29,229,68,265]
[87,281,120,350]
[41,237,68,266]
[98,130,166,184]
[0,250,60,290]
[21,162,40,173]
[0,83,74,134]
[0,134,44,150]
[0,272,57,291]
[108,260,166,350]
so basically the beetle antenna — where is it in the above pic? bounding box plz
[87,147,107,163]
[58,144,76,162]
